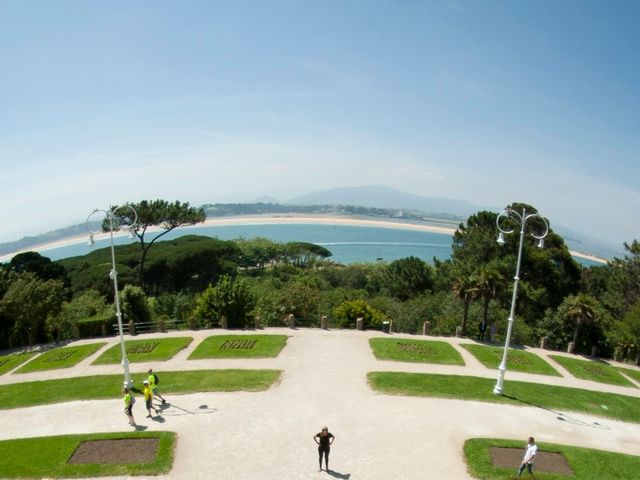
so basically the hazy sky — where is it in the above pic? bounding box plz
[1,0,638,247]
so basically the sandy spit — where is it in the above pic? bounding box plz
[0,214,607,264]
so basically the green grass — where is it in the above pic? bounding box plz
[617,366,640,384]
[461,344,561,376]
[367,372,640,424]
[0,369,282,410]
[369,338,464,365]
[188,334,287,359]
[0,353,37,376]
[91,337,193,364]
[549,355,635,387]
[0,431,175,478]
[14,343,107,373]
[465,438,640,479]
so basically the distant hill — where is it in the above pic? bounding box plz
[0,222,102,257]
[551,225,623,259]
[287,186,624,258]
[288,185,482,218]
[253,195,279,203]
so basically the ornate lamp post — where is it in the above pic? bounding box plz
[493,207,548,395]
[86,205,138,388]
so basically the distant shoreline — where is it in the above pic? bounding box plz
[0,214,607,264]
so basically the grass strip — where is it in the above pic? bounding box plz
[188,334,287,359]
[14,343,107,373]
[0,353,37,376]
[617,366,640,384]
[367,372,640,424]
[369,338,464,365]
[549,355,635,387]
[92,337,193,364]
[461,344,560,376]
[464,437,640,480]
[0,431,175,479]
[0,369,281,410]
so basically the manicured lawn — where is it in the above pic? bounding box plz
[549,355,636,387]
[188,334,287,359]
[14,343,107,374]
[0,369,282,410]
[465,438,640,480]
[0,353,37,376]
[369,338,464,365]
[367,372,640,424]
[617,366,640,384]
[92,337,193,364]
[0,431,175,478]
[461,344,560,376]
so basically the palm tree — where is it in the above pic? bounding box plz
[452,273,480,336]
[476,264,504,340]
[562,293,598,353]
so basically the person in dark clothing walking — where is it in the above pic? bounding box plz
[313,426,335,472]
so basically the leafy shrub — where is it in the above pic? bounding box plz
[332,299,387,329]
[76,311,113,338]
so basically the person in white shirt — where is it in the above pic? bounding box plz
[518,436,537,476]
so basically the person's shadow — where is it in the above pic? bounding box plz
[326,469,350,479]
[503,394,608,429]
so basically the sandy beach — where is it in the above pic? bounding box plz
[0,214,607,264]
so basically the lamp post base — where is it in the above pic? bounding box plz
[122,357,133,389]
[493,366,506,395]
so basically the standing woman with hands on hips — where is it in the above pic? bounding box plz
[314,426,335,472]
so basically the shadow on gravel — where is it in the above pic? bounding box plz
[160,402,218,417]
[326,469,350,479]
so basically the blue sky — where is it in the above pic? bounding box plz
[0,0,638,248]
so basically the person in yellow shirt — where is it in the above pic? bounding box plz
[148,368,167,404]
[143,380,159,418]
[122,387,136,426]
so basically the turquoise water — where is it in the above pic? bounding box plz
[35,224,453,264]
[31,223,599,266]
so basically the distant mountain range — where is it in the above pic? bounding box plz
[0,185,625,260]
[282,186,623,258]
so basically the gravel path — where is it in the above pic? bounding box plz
[1,328,639,479]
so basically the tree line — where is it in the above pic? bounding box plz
[0,200,638,365]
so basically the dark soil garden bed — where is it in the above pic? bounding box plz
[68,438,159,464]
[490,446,573,475]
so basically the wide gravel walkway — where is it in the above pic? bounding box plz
[1,328,639,479]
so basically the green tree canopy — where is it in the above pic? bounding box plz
[194,275,254,328]
[450,203,580,330]
[621,300,640,364]
[109,200,206,289]
[0,272,65,346]
[8,251,69,285]
[121,284,151,325]
[382,256,434,301]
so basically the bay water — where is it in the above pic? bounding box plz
[26,223,598,266]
